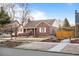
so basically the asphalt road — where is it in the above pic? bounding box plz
[0,47,77,56]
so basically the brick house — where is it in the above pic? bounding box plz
[20,19,59,36]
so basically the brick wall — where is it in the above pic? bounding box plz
[36,22,52,36]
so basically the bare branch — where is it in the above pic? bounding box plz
[0,3,16,21]
[17,3,30,25]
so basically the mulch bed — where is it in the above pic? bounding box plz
[0,40,23,48]
[71,40,79,44]
[41,39,60,42]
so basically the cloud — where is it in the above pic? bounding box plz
[66,3,74,7]
[66,3,73,5]
[31,10,48,20]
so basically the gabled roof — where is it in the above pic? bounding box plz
[0,20,20,32]
[24,19,55,28]
[4,20,20,28]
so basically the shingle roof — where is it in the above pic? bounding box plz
[0,20,20,32]
[24,19,55,28]
[4,20,20,28]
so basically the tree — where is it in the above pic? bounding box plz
[0,7,11,28]
[0,3,15,21]
[0,3,17,37]
[17,3,30,25]
[5,3,30,36]
[0,3,30,37]
[0,7,12,39]
[62,18,70,27]
[0,4,15,40]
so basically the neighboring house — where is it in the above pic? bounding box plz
[0,20,20,35]
[21,19,59,36]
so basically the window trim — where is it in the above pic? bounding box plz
[39,27,47,33]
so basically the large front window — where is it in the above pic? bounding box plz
[39,27,46,33]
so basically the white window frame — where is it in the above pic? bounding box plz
[39,27,46,33]
[39,27,42,33]
[44,27,46,33]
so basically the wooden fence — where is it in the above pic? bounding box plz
[56,31,74,40]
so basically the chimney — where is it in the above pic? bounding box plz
[28,18,31,22]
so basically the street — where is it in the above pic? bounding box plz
[0,47,77,56]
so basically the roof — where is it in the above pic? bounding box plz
[0,20,20,32]
[5,20,20,28]
[24,19,55,28]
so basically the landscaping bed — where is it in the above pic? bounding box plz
[0,37,49,48]
[0,40,28,48]
[41,39,60,42]
[71,39,79,44]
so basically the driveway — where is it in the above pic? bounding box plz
[16,42,58,50]
[15,42,79,55]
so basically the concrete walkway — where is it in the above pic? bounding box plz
[47,43,69,52]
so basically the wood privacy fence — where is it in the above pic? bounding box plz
[56,31,74,40]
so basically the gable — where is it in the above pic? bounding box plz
[52,20,58,27]
[36,22,50,27]
[24,21,39,28]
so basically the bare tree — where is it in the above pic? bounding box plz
[0,3,30,38]
[17,3,30,25]
[7,4,16,39]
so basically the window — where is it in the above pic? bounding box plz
[39,27,46,33]
[39,27,42,33]
[44,27,46,32]
[24,29,26,33]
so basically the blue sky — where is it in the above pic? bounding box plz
[29,3,79,25]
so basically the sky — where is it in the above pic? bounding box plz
[28,3,79,25]
[0,3,79,25]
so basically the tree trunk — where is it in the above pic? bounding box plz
[15,28,18,37]
[10,26,12,40]
[10,32,12,40]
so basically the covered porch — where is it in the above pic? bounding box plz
[24,27,36,37]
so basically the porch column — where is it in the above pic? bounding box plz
[26,28,27,33]
[34,28,35,36]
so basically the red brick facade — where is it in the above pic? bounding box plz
[35,22,52,36]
